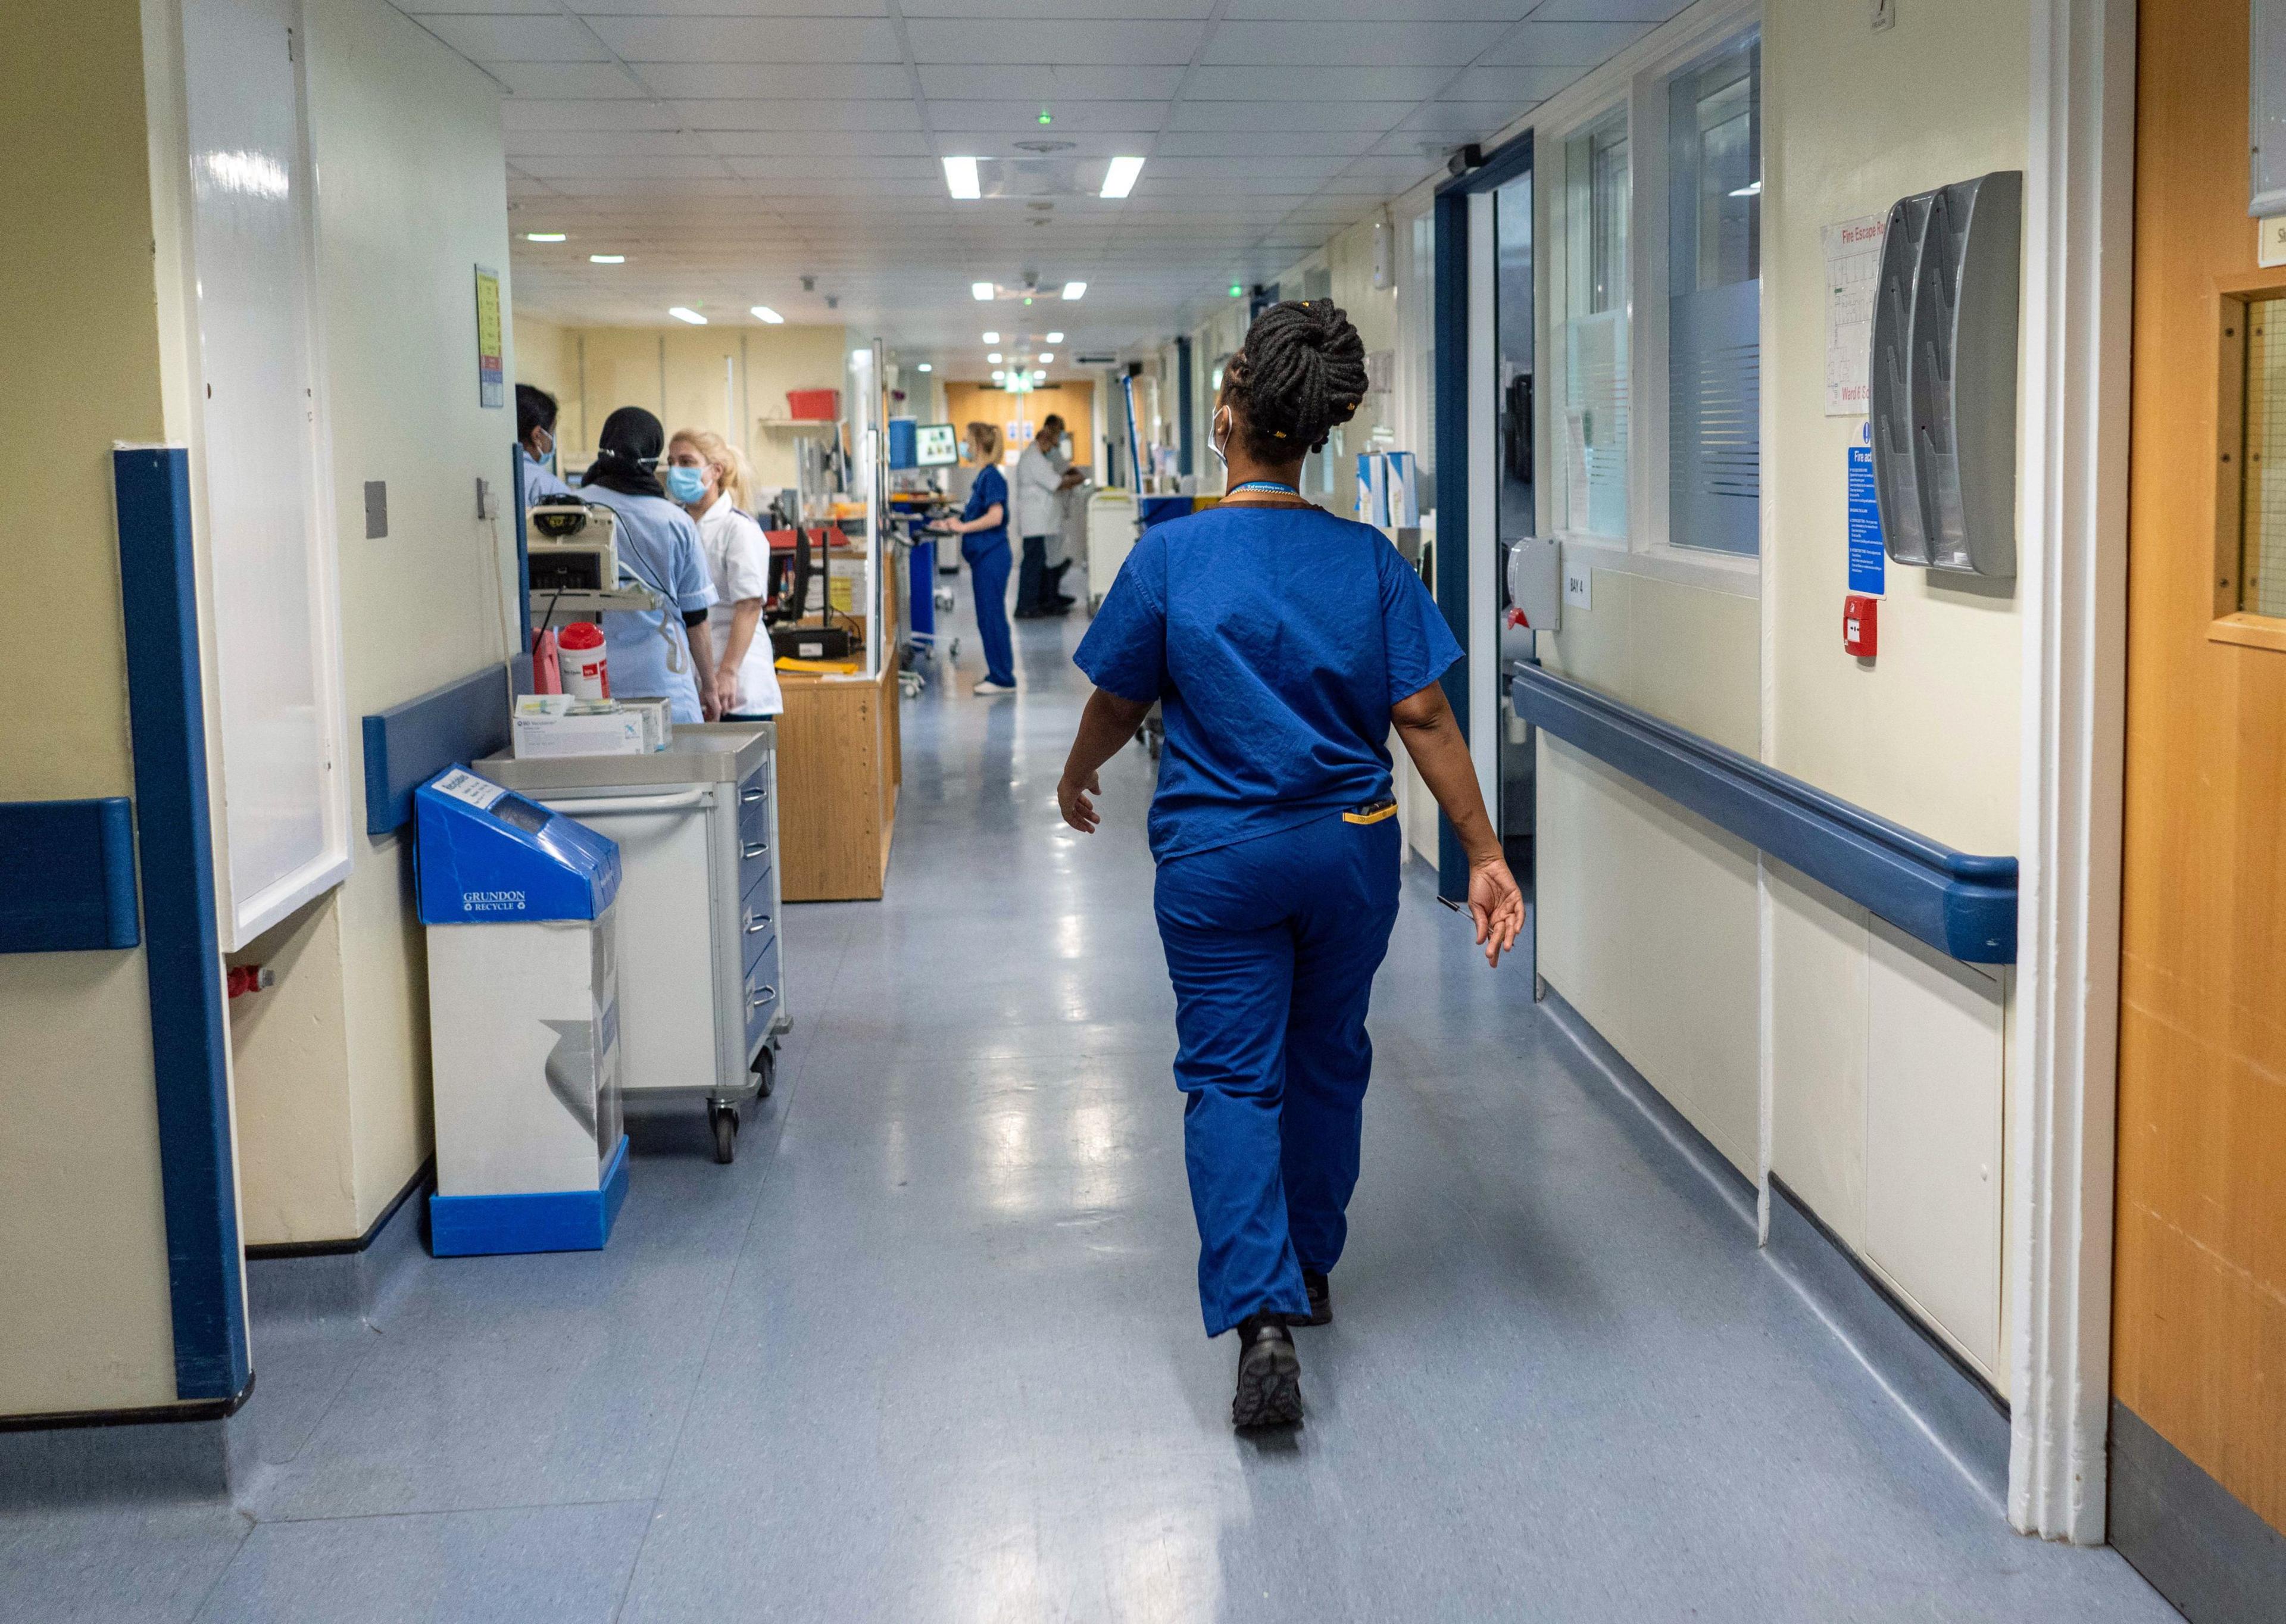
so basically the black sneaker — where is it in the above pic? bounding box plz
[1285,1270,1331,1328]
[1231,1313,1303,1429]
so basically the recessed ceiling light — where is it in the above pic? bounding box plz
[751,305,784,324]
[972,281,995,301]
[982,330,1000,343]
[1046,331,1064,343]
[670,306,706,324]
[944,155,981,201]
[988,352,1003,363]
[526,232,566,243]
[917,363,933,373]
[992,370,1006,382]
[591,254,625,264]
[1061,281,1086,301]
[1101,156,1144,199]
[1038,352,1053,362]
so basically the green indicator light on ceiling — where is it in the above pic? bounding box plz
[1229,283,1244,297]
[1038,108,1053,125]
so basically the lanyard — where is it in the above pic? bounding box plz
[1228,480,1298,495]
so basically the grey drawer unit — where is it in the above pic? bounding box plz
[478,723,787,1163]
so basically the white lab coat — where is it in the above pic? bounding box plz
[1014,444,1064,538]
[694,494,784,717]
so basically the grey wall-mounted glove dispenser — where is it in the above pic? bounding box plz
[1870,170,2022,579]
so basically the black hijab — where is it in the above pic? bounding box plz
[584,405,666,498]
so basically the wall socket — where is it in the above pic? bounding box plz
[1872,0,1897,30]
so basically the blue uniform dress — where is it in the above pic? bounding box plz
[961,464,1016,687]
[579,485,717,723]
[1075,504,1463,1336]
[519,446,575,502]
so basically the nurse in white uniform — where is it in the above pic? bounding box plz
[578,406,719,724]
[667,426,783,719]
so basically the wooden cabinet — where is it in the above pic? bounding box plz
[775,660,900,901]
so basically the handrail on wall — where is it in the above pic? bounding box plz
[1510,663,2017,964]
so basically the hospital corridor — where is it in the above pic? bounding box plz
[5,0,2286,1619]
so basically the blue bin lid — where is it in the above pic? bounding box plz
[414,769,621,925]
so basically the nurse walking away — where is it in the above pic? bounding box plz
[578,406,721,724]
[930,421,1017,695]
[1060,299,1526,1429]
[666,426,784,720]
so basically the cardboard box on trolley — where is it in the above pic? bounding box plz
[414,767,629,1256]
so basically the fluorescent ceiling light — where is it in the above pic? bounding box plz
[751,305,783,324]
[944,155,981,200]
[670,306,706,324]
[988,352,1003,363]
[1046,331,1064,343]
[1728,180,1762,198]
[917,363,933,373]
[992,369,1006,381]
[526,232,566,243]
[1038,352,1053,362]
[1061,281,1086,300]
[982,330,1000,343]
[1101,156,1144,199]
[591,254,625,264]
[972,281,995,301]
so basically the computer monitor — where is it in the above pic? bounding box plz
[916,423,959,467]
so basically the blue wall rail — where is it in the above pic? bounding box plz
[1511,663,2017,964]
[0,798,139,952]
[362,665,513,836]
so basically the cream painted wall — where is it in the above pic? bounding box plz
[513,311,570,406]
[227,0,518,1243]
[529,323,850,491]
[0,0,185,1416]
[1754,0,2028,1384]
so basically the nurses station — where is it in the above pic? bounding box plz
[5,0,2285,1619]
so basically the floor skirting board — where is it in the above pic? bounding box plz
[2110,1400,2286,1623]
[243,1162,432,1325]
[0,1379,254,1510]
[1539,982,2012,1510]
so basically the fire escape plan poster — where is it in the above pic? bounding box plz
[1823,216,1887,416]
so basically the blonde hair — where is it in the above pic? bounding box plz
[967,420,1002,461]
[668,426,755,510]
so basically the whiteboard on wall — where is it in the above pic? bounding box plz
[180,0,352,948]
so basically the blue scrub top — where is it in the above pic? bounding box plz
[579,485,717,723]
[961,464,1009,559]
[519,447,575,502]
[1075,504,1462,864]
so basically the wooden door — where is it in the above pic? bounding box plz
[2116,0,2286,1555]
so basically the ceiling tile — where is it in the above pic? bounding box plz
[671,99,924,131]
[926,100,1167,133]
[416,13,607,61]
[901,0,1210,12]
[501,99,680,131]
[1167,99,1416,131]
[1439,63,1584,101]
[574,0,889,12]
[1153,130,1383,157]
[1338,153,1447,177]
[588,17,898,63]
[905,20,1206,67]
[544,176,753,196]
[1221,0,1534,15]
[1200,21,1506,67]
[915,64,1186,100]
[492,61,647,96]
[1400,101,1531,132]
[514,153,730,179]
[505,128,704,157]
[1179,65,1457,101]
[1481,20,1653,64]
[700,130,935,158]
[630,63,914,98]
[408,1,559,13]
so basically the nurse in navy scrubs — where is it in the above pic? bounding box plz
[1060,299,1526,1429]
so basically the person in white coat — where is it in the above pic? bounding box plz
[667,427,783,719]
[1013,413,1084,618]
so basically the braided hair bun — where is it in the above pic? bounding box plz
[1225,298,1369,459]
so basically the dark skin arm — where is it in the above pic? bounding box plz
[1056,689,1154,834]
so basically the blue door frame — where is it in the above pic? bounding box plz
[1431,133,1533,900]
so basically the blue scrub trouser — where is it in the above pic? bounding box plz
[964,538,1016,686]
[1154,811,1402,1336]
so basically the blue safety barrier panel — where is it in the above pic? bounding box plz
[0,798,140,952]
[429,1135,630,1257]
[1511,663,2017,964]
[362,665,513,835]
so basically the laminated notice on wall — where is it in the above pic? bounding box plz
[1823,217,1887,416]
[1847,429,1885,595]
[474,264,504,408]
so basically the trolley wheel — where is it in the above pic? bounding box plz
[751,1047,776,1100]
[710,1103,738,1164]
